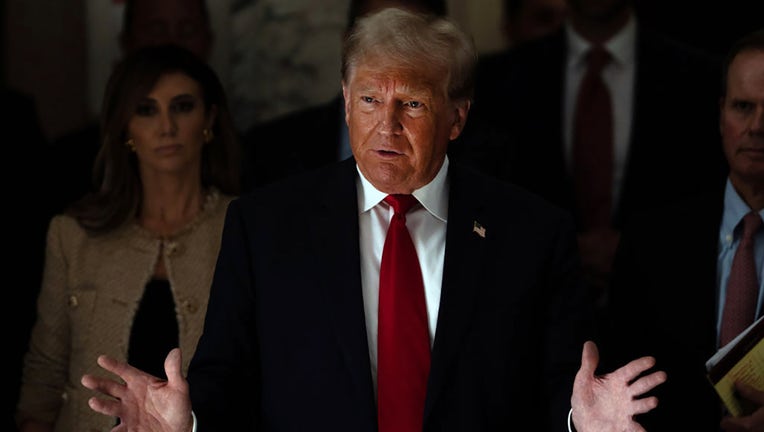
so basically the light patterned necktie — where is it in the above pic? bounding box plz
[720,211,762,347]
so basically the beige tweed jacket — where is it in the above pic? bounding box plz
[16,190,234,432]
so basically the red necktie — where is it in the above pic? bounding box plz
[377,194,430,432]
[720,211,762,347]
[573,45,613,230]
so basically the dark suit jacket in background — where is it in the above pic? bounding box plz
[44,121,100,216]
[6,87,48,432]
[603,184,728,431]
[187,158,595,431]
[241,96,346,191]
[470,25,727,230]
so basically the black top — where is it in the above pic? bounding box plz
[128,279,179,379]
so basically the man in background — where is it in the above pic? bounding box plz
[470,0,726,329]
[604,28,764,431]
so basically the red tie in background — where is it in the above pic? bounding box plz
[573,45,613,230]
[720,211,762,347]
[378,194,430,432]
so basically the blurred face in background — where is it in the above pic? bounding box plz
[121,0,212,60]
[720,49,764,194]
[568,0,630,21]
[504,0,567,46]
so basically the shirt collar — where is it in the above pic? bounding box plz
[565,12,637,69]
[722,178,764,239]
[356,156,449,222]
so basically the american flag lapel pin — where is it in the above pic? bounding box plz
[472,220,486,238]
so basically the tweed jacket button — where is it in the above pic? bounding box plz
[68,295,78,308]
[184,300,199,314]
[165,241,185,256]
[61,391,69,402]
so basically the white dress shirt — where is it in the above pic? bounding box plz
[716,179,764,347]
[357,156,449,392]
[190,158,450,430]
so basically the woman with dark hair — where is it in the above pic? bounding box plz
[16,44,240,432]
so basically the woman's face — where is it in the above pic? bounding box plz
[127,71,215,179]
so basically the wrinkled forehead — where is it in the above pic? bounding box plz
[346,54,448,97]
[727,50,764,90]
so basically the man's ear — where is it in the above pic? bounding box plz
[449,99,471,141]
[342,81,351,125]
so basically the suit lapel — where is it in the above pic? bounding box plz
[311,159,377,414]
[424,164,487,420]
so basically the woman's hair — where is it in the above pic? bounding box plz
[341,7,477,102]
[68,44,240,235]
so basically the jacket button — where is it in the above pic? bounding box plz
[165,241,185,256]
[68,295,78,308]
[184,300,199,314]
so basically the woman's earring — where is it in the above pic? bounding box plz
[125,138,136,152]
[203,128,214,143]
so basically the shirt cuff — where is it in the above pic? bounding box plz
[567,407,576,432]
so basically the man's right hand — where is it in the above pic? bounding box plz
[81,347,193,432]
[570,341,667,432]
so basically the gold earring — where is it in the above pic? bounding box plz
[203,128,214,143]
[125,138,136,152]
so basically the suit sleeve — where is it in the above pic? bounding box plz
[188,198,261,430]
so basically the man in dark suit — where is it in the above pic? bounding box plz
[81,8,666,431]
[603,29,764,432]
[470,0,726,324]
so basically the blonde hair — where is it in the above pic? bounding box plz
[341,7,477,101]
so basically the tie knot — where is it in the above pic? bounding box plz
[586,45,611,73]
[384,194,419,215]
[741,211,763,240]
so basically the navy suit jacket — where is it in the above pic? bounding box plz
[604,185,728,431]
[470,26,726,230]
[187,158,595,431]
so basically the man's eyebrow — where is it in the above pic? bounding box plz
[400,87,433,99]
[356,85,433,98]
